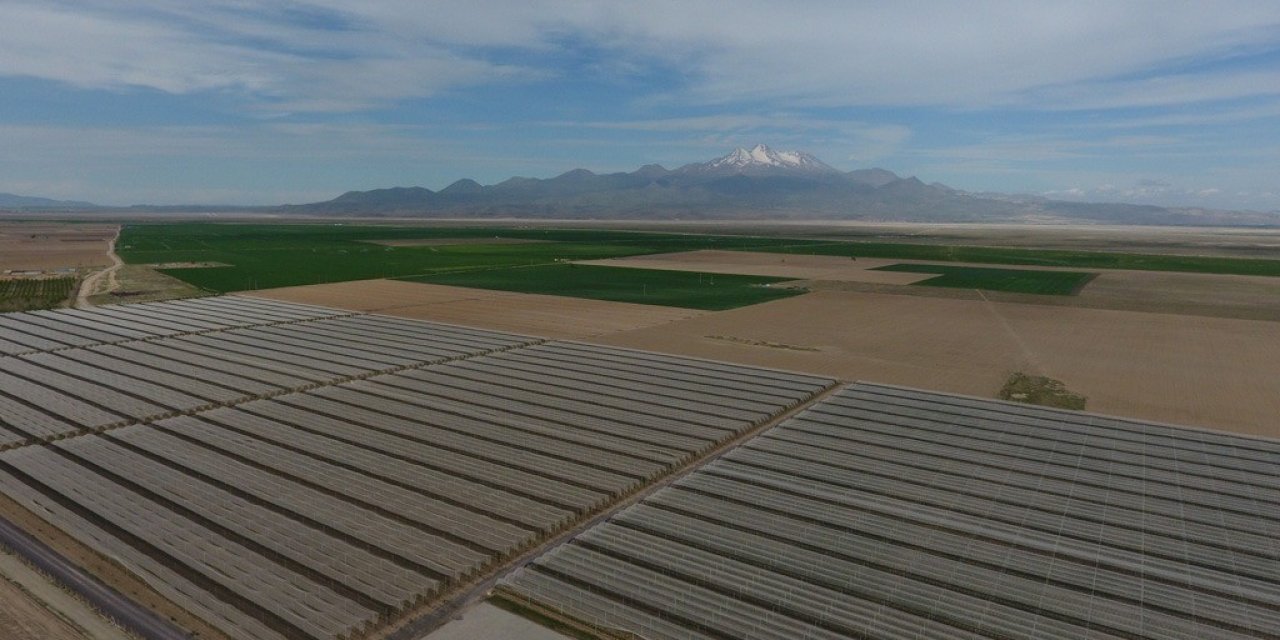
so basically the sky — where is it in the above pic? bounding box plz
[1,1,1278,210]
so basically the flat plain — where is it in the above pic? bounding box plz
[248,279,707,339]
[0,222,115,272]
[579,250,934,284]
[2,218,1279,640]
[593,289,1280,437]
[258,277,1280,437]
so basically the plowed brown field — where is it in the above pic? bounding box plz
[248,278,1280,437]
[0,223,116,271]
[580,250,935,284]
[593,290,1280,438]
[247,279,706,339]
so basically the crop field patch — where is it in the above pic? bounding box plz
[0,278,76,312]
[405,264,805,310]
[759,240,1280,276]
[117,223,819,294]
[247,279,708,340]
[872,263,1097,295]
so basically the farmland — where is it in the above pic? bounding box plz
[406,264,803,310]
[872,263,1097,295]
[502,382,1280,640]
[592,288,1280,437]
[3,219,1279,639]
[117,223,817,294]
[117,223,1280,306]
[0,222,115,271]
[248,279,708,339]
[0,282,1276,640]
[0,294,833,639]
[0,277,76,312]
[764,239,1280,276]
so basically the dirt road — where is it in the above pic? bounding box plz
[75,227,122,308]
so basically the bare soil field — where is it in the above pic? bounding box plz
[1075,270,1280,321]
[597,249,1280,321]
[593,290,1280,438]
[0,222,116,271]
[609,221,1280,259]
[579,250,935,285]
[823,222,1280,258]
[247,279,706,339]
[797,269,1280,322]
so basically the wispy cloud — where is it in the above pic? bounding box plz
[1,2,1278,208]
[4,2,1280,111]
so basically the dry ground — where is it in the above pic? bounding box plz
[0,551,133,640]
[0,223,116,272]
[1074,270,1280,321]
[250,278,1280,437]
[0,575,89,640]
[579,250,935,285]
[247,279,706,339]
[85,265,206,307]
[592,290,1280,438]
[421,602,571,640]
[595,249,1280,321]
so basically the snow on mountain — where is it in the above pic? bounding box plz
[686,144,838,175]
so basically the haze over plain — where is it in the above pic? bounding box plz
[1,2,1279,213]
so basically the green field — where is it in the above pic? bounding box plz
[874,263,1097,295]
[117,222,1280,308]
[406,264,802,310]
[0,277,76,312]
[118,223,815,293]
[762,241,1280,277]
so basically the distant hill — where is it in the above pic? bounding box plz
[0,192,98,209]
[283,144,1280,226]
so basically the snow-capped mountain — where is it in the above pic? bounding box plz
[680,144,839,176]
[291,144,1259,225]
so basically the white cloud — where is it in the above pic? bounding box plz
[2,2,1279,111]
[0,1,538,111]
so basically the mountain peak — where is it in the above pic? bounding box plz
[685,144,838,176]
[440,178,483,194]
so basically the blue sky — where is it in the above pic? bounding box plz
[1,1,1279,210]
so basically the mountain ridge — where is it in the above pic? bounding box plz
[0,192,99,209]
[287,144,1278,225]
[6,146,1279,226]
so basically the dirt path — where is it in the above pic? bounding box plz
[0,550,133,640]
[976,289,1046,376]
[75,227,122,309]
